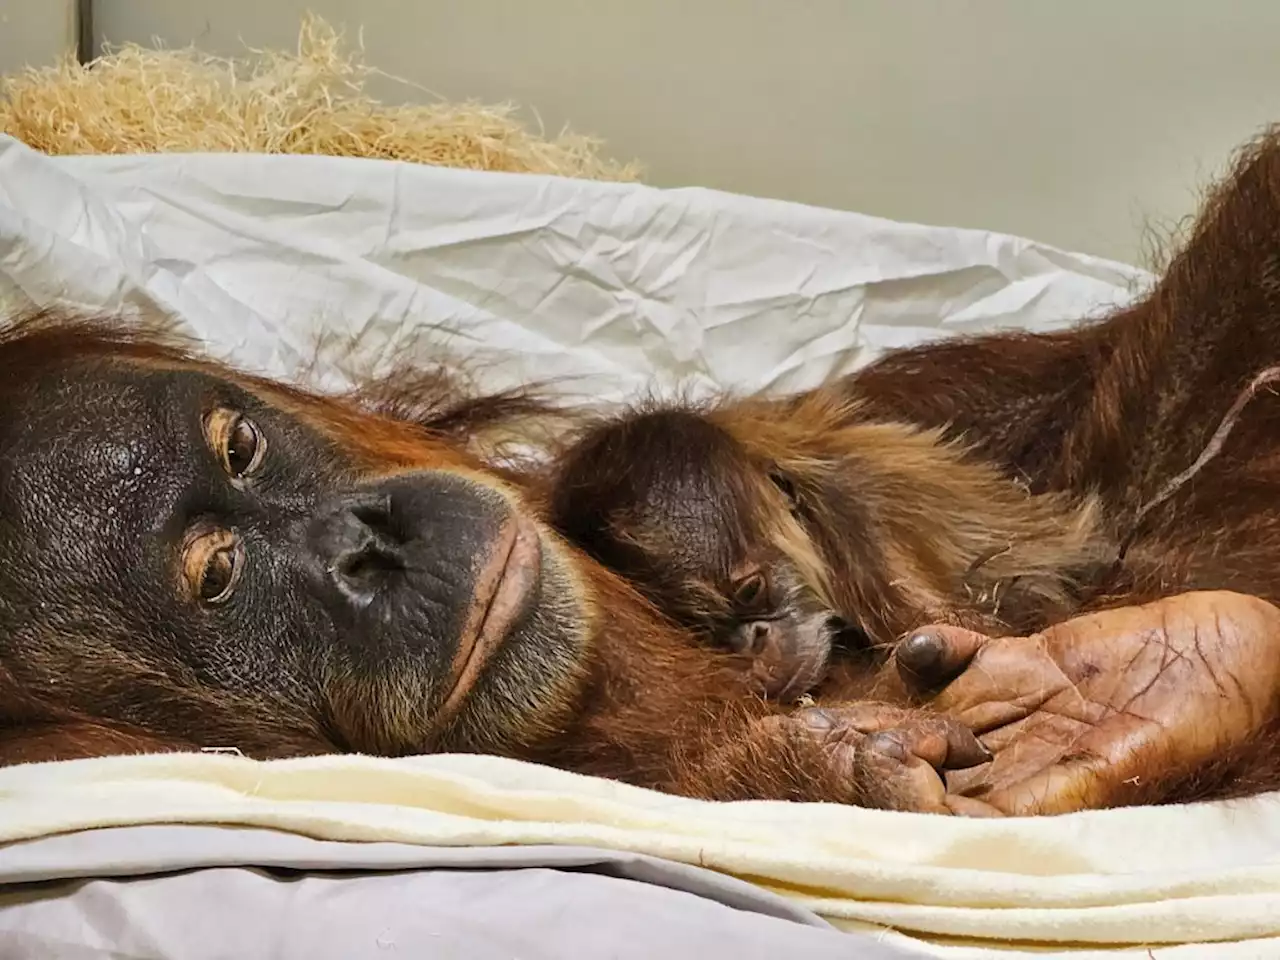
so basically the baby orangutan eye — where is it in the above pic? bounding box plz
[768,470,801,514]
[204,408,266,480]
[731,570,770,613]
[182,528,245,605]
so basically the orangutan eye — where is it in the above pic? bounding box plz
[182,528,245,605]
[732,570,770,612]
[205,408,266,480]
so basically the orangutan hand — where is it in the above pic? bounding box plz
[900,591,1280,816]
[764,701,992,812]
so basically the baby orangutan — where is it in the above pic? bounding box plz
[546,406,841,700]
[545,398,1114,702]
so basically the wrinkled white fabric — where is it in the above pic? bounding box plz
[0,134,1146,404]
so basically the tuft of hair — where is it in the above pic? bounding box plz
[713,387,1117,640]
[0,306,200,373]
[345,360,581,477]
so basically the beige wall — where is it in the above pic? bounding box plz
[88,1,1280,265]
[0,0,76,72]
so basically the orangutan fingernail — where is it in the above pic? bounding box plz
[865,732,908,762]
[800,708,834,733]
[900,633,943,673]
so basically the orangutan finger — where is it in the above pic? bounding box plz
[943,712,1087,797]
[796,704,991,769]
[937,721,994,769]
[979,753,1114,816]
[944,763,991,796]
[944,795,1008,818]
[798,702,908,734]
[860,737,952,814]
[895,626,991,691]
[863,722,992,772]
[864,717,993,770]
[926,637,1074,733]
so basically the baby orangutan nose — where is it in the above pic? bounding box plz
[729,614,836,703]
[727,620,776,657]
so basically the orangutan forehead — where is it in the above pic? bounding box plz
[46,353,383,447]
[8,359,225,428]
[0,361,229,503]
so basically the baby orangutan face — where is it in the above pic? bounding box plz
[714,546,841,701]
[548,408,847,701]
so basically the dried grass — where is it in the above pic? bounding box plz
[0,13,641,182]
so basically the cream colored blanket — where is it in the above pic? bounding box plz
[1,752,1278,958]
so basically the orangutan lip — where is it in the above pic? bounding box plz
[439,511,542,719]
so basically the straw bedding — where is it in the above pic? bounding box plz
[0,13,641,182]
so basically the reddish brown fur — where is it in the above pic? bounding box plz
[564,126,1280,625]
[821,126,1280,803]
[540,394,1113,706]
[541,401,851,700]
[834,126,1280,802]
[841,127,1280,618]
[708,395,1113,637]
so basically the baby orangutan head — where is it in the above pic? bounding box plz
[546,406,847,701]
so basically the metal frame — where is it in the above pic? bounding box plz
[76,0,95,64]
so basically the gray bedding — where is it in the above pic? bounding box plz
[0,825,929,959]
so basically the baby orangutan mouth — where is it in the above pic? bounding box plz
[440,511,543,718]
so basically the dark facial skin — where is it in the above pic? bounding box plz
[547,408,846,701]
[0,356,588,759]
[717,553,841,701]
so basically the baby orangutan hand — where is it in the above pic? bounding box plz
[898,591,1280,815]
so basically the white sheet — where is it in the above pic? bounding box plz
[0,134,1148,402]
